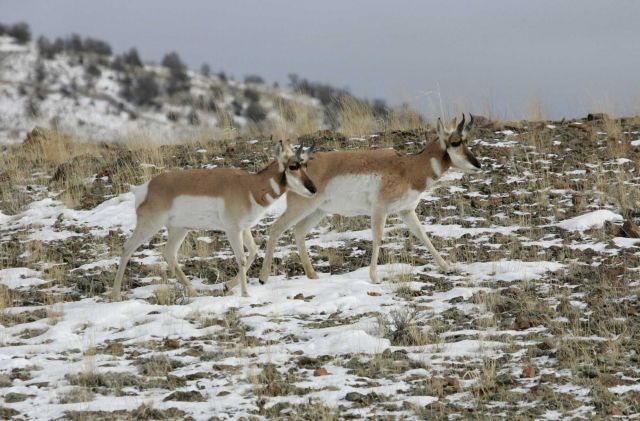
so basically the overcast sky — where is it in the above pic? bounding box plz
[2,0,639,119]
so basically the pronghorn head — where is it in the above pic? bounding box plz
[437,114,482,173]
[275,139,317,197]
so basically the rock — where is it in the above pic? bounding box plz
[163,390,206,402]
[521,364,537,378]
[0,407,20,419]
[587,113,609,121]
[164,338,180,349]
[104,342,124,356]
[293,293,304,300]
[4,392,29,403]
[217,390,231,396]
[514,314,532,330]
[621,220,640,238]
[496,373,517,386]
[367,291,381,297]
[313,367,329,376]
[344,391,379,406]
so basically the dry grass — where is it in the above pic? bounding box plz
[271,97,320,140]
[337,95,381,137]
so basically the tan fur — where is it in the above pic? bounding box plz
[299,140,451,203]
[137,162,286,222]
[259,119,481,285]
[112,148,315,301]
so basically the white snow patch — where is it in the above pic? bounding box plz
[461,260,565,283]
[0,267,45,289]
[555,210,622,231]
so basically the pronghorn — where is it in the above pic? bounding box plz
[259,114,482,285]
[111,140,317,301]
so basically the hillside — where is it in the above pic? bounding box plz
[1,117,640,418]
[0,32,327,145]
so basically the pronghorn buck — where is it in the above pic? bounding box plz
[112,140,317,301]
[259,114,482,285]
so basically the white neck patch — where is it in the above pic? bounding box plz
[269,177,281,196]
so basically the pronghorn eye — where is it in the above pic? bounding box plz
[288,163,300,170]
[450,141,462,147]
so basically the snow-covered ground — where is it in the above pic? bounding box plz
[2,121,640,419]
[0,35,321,145]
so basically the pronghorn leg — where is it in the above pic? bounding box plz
[293,210,326,279]
[243,229,258,270]
[112,219,163,301]
[259,200,317,284]
[226,229,258,290]
[370,210,388,284]
[226,229,249,297]
[164,228,197,297]
[399,209,450,272]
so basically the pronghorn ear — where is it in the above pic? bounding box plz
[462,113,474,139]
[449,117,457,131]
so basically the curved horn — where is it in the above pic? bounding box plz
[462,114,475,136]
[296,138,305,158]
[456,113,466,134]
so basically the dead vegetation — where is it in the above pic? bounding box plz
[1,113,640,418]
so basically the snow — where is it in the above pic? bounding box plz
[555,210,623,231]
[0,268,46,289]
[0,36,323,145]
[461,260,565,283]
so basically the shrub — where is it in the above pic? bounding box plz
[86,63,101,78]
[244,88,260,102]
[121,48,142,67]
[245,102,267,122]
[121,71,159,106]
[65,34,84,53]
[34,60,46,83]
[37,36,64,59]
[231,99,243,116]
[200,63,211,77]
[83,37,112,56]
[188,109,200,125]
[162,52,190,95]
[244,74,264,84]
[7,22,31,44]
[161,51,186,73]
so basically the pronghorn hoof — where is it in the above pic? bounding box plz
[307,272,319,280]
[110,293,122,302]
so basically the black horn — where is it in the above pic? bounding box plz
[456,113,466,134]
[296,139,305,158]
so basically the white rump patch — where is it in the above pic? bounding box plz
[131,181,149,209]
[269,177,281,195]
